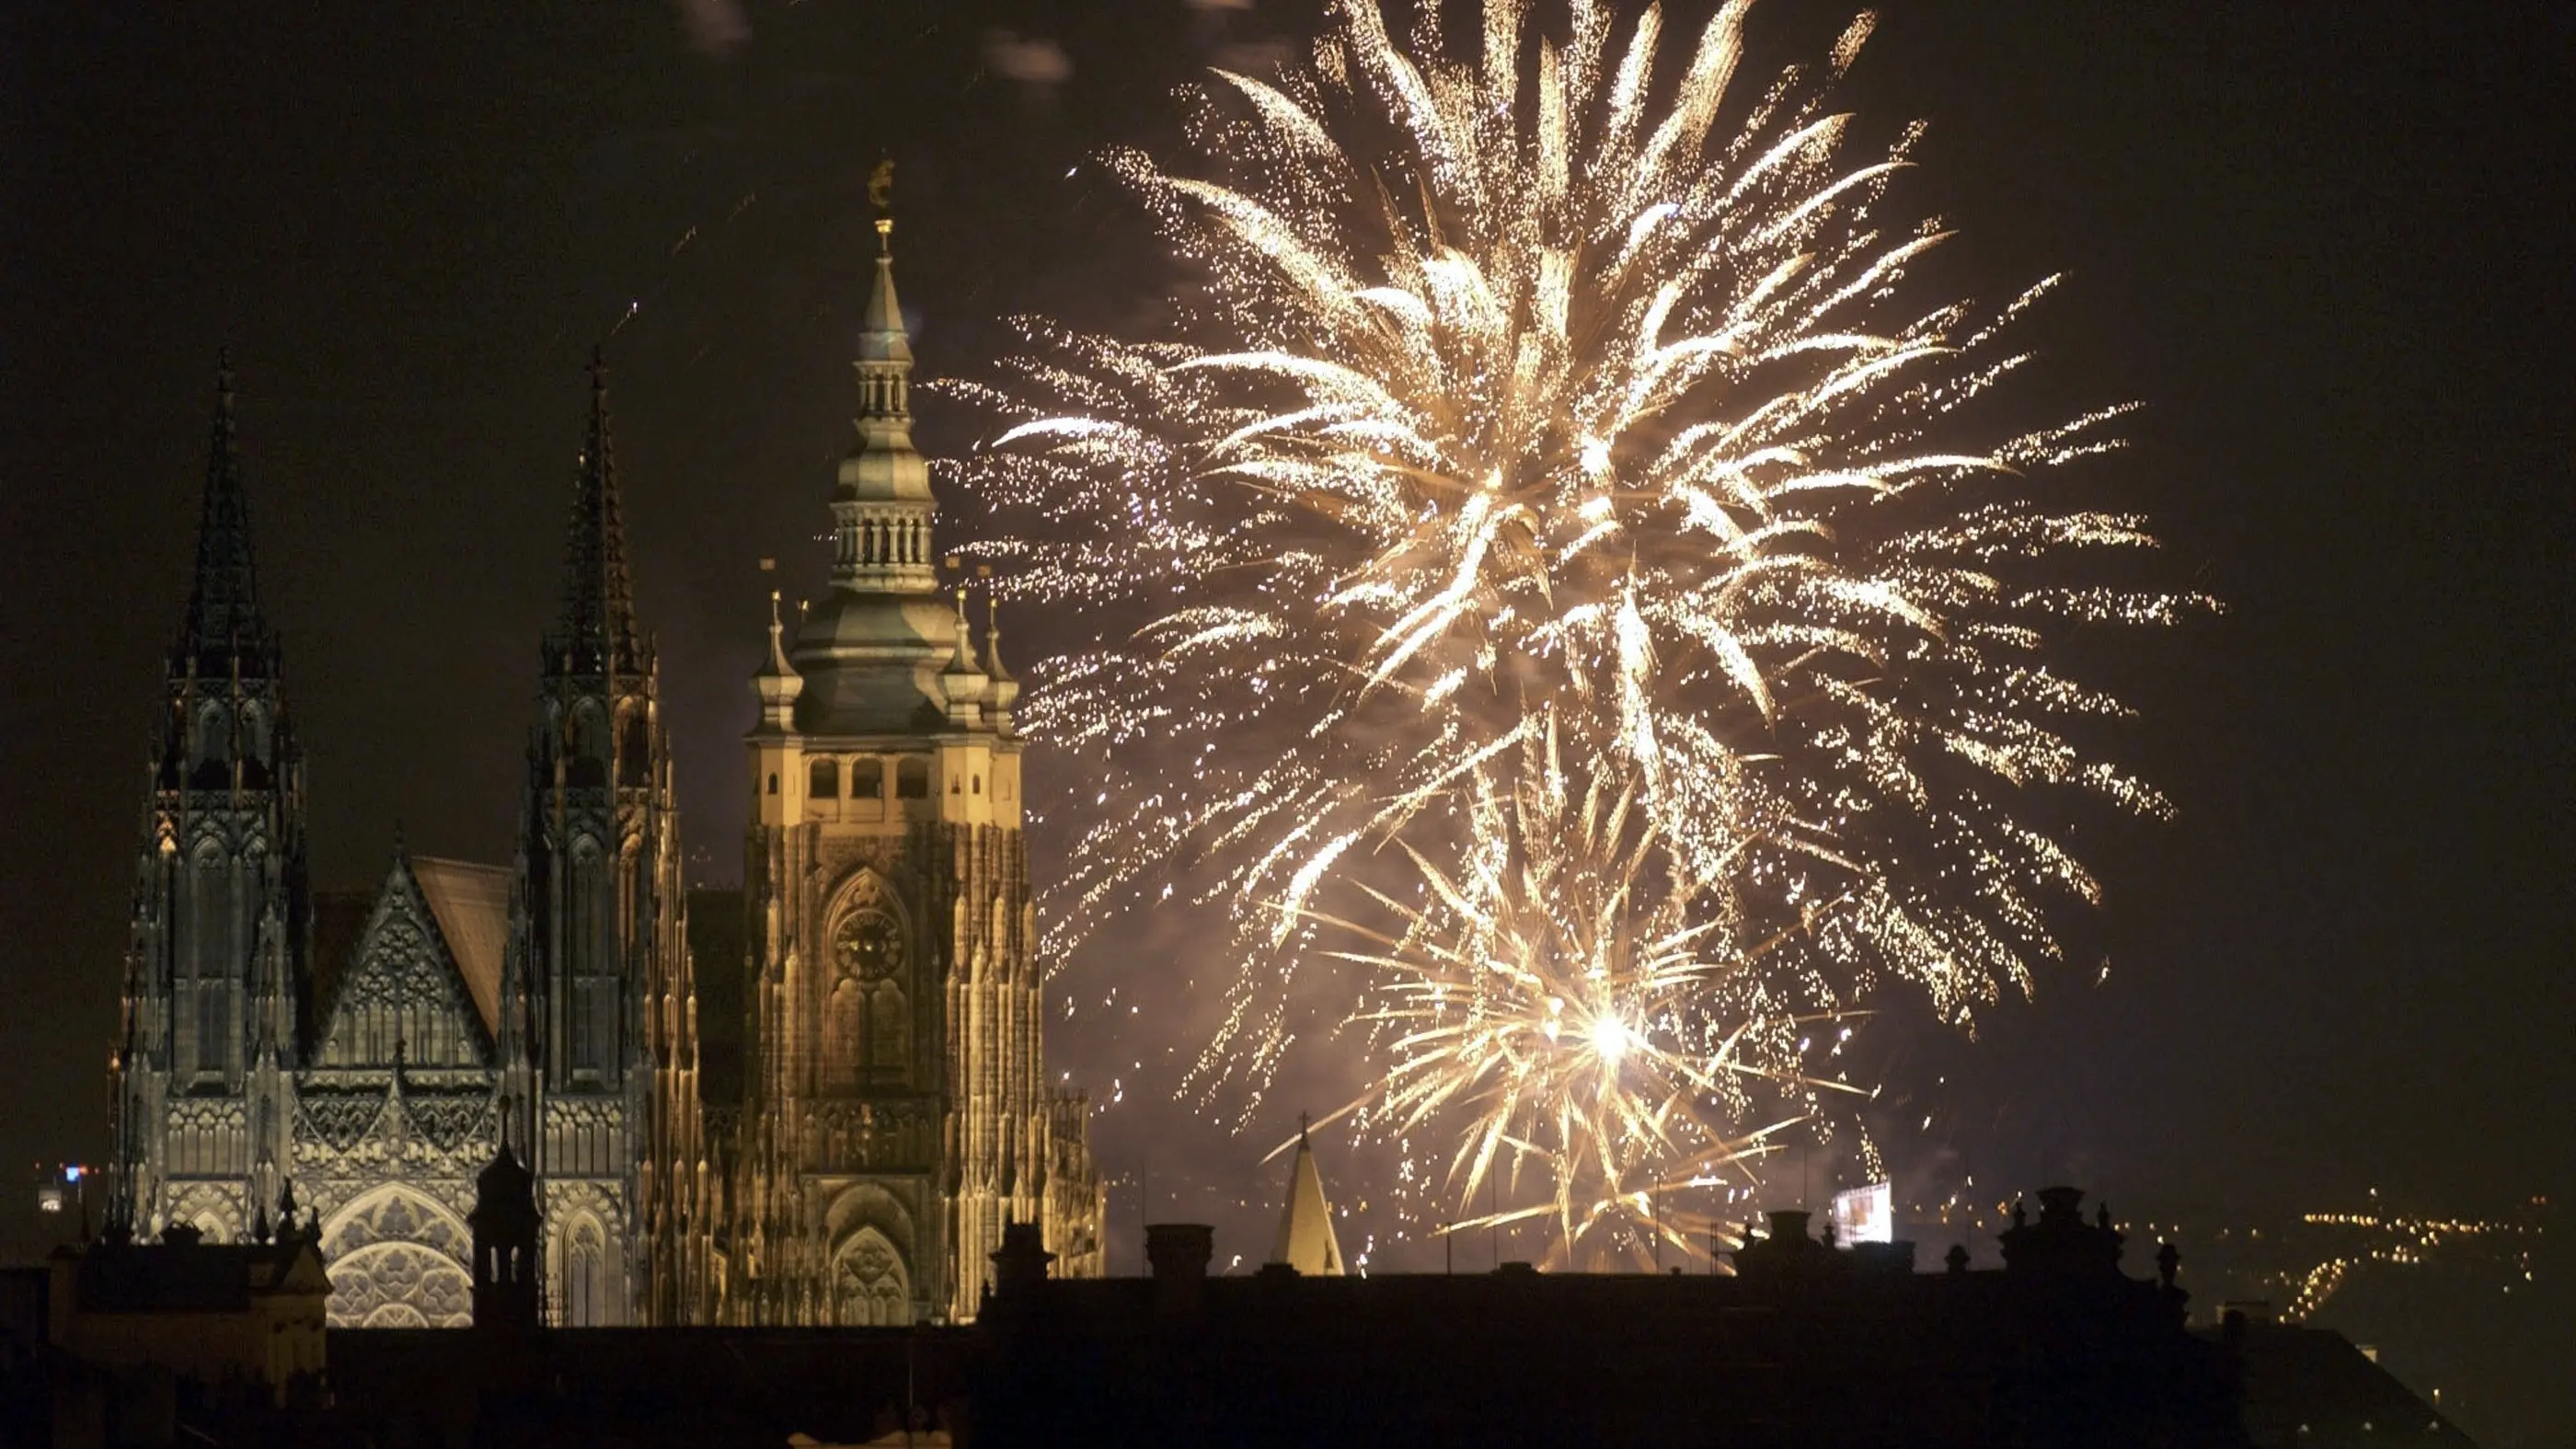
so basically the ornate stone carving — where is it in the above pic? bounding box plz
[320,1186,474,1328]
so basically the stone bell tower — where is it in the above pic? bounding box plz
[109,356,309,1242]
[507,354,704,1326]
[722,196,1102,1326]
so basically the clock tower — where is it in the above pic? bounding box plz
[722,208,1104,1326]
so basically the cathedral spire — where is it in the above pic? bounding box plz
[180,351,272,659]
[826,169,937,598]
[550,347,644,675]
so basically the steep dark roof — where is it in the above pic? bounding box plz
[687,889,746,1108]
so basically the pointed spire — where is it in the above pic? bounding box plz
[983,582,1019,725]
[764,591,798,679]
[550,347,644,675]
[180,350,272,658]
[947,583,980,674]
[939,581,990,727]
[980,569,1015,684]
[860,160,912,370]
[1269,1115,1347,1276]
[753,590,805,731]
[859,221,913,368]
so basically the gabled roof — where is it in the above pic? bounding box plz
[409,856,510,1035]
[312,851,505,1064]
[1269,1125,1346,1276]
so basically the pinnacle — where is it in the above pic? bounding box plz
[858,226,912,368]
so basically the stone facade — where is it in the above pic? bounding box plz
[107,225,1103,1328]
[716,216,1105,1325]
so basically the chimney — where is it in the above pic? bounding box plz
[1144,1223,1213,1317]
[990,1220,1056,1305]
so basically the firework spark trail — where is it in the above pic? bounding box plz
[944,0,2208,1254]
[1310,718,1857,1264]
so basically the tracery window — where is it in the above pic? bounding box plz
[833,1228,909,1326]
[824,980,864,1095]
[197,705,232,766]
[563,1217,607,1326]
[827,902,910,1089]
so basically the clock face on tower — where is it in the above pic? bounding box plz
[834,910,904,983]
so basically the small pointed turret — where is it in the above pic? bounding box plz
[940,584,989,726]
[179,351,275,665]
[1268,1115,1346,1276]
[549,348,644,677]
[983,590,1018,727]
[753,591,805,731]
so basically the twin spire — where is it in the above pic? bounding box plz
[548,348,645,676]
[179,351,273,665]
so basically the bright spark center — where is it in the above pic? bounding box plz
[1591,1014,1632,1066]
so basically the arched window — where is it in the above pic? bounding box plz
[197,705,232,766]
[850,760,884,799]
[830,902,908,1091]
[896,759,929,799]
[563,1218,607,1326]
[809,758,840,799]
[823,980,863,1094]
[767,772,779,796]
[870,982,908,1080]
[833,1228,910,1327]
[618,712,651,788]
[567,706,608,788]
[197,980,229,1077]
[569,845,613,1075]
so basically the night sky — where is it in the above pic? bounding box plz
[3,0,2570,1439]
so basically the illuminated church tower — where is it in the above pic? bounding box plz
[723,204,1104,1325]
[508,353,707,1326]
[109,357,310,1242]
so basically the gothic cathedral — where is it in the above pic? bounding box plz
[106,219,1106,1329]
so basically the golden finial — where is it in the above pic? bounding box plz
[869,157,895,252]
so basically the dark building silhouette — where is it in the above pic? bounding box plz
[469,1147,543,1332]
[0,1183,2474,1447]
